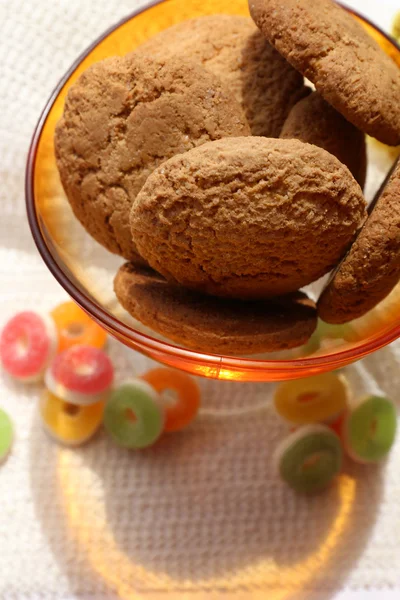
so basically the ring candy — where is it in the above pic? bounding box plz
[274,424,343,493]
[142,368,200,432]
[51,301,107,352]
[342,395,397,464]
[273,373,349,426]
[40,390,105,446]
[45,345,114,405]
[0,408,13,464]
[0,311,57,382]
[104,380,164,449]
[304,320,355,355]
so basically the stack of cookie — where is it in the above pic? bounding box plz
[55,0,400,356]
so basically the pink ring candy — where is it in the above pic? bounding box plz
[0,311,57,382]
[45,344,114,405]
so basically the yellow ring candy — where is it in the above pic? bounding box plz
[40,390,105,446]
[51,301,107,352]
[274,373,349,426]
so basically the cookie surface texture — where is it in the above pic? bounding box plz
[139,15,306,137]
[130,137,367,299]
[55,53,250,262]
[250,0,400,145]
[318,160,400,323]
[281,92,367,187]
[114,263,318,355]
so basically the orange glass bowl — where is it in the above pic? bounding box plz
[26,0,400,382]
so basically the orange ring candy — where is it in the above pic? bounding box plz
[51,301,107,352]
[40,389,105,446]
[142,368,201,432]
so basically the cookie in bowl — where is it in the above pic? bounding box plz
[138,14,307,137]
[55,53,250,263]
[318,159,400,324]
[114,263,317,355]
[130,137,367,299]
[250,0,400,145]
[280,92,367,188]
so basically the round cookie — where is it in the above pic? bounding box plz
[250,0,400,145]
[55,53,250,263]
[318,160,400,323]
[114,263,318,355]
[130,137,367,299]
[280,92,367,188]
[138,15,307,137]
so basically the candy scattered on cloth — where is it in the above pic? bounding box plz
[273,372,349,425]
[342,395,397,464]
[45,345,114,405]
[51,301,107,352]
[274,424,343,493]
[0,311,57,382]
[0,408,13,464]
[142,367,201,432]
[40,390,105,446]
[104,380,165,449]
[0,305,397,490]
[273,376,397,492]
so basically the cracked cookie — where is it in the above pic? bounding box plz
[130,137,367,299]
[250,0,400,145]
[318,160,400,323]
[55,53,250,263]
[281,92,367,188]
[138,14,307,137]
[114,263,318,355]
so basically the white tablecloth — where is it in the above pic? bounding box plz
[1,1,400,598]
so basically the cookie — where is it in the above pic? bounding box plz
[250,0,400,145]
[114,263,317,355]
[55,53,250,263]
[138,15,307,137]
[318,159,400,323]
[280,92,367,188]
[130,137,367,299]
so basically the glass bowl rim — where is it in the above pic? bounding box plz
[25,0,400,378]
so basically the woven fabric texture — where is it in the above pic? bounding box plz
[1,0,400,598]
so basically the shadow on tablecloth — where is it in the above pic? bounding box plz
[27,349,393,599]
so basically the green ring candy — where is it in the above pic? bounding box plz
[104,380,164,449]
[303,319,355,355]
[344,395,397,464]
[0,408,14,464]
[274,424,342,493]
